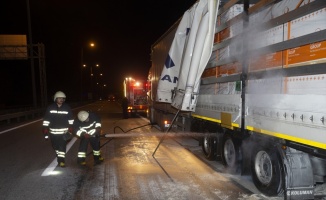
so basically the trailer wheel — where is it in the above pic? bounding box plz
[221,136,239,169]
[201,134,216,160]
[251,146,284,196]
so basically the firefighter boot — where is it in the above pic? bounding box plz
[99,156,104,162]
[94,156,104,165]
[58,157,65,167]
[77,159,86,166]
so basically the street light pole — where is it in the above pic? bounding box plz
[80,42,95,101]
[90,65,93,98]
[26,0,37,107]
[80,48,84,101]
[98,73,103,99]
[90,64,99,100]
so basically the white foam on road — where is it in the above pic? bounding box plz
[139,115,150,123]
[41,137,77,176]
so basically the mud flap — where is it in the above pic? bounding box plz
[280,146,315,200]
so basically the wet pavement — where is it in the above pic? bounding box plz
[73,116,278,200]
[1,101,324,200]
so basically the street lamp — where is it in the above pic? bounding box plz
[80,42,95,101]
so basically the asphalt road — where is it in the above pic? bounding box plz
[0,101,288,199]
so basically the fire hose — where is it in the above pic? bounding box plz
[84,123,155,156]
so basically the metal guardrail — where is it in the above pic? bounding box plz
[0,101,95,125]
[0,108,44,124]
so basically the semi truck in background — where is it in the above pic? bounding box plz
[123,77,149,115]
[148,0,326,199]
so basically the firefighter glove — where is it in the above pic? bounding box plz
[80,131,90,139]
[43,128,49,140]
[84,133,91,139]
[68,127,73,134]
[95,128,101,137]
[63,131,72,141]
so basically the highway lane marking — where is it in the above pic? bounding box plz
[41,137,77,176]
[0,119,43,134]
[0,119,78,176]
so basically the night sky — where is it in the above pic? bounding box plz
[0,0,197,107]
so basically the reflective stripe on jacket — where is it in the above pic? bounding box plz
[42,103,74,134]
[74,112,101,137]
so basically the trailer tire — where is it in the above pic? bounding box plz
[251,146,284,196]
[221,136,239,169]
[201,134,216,160]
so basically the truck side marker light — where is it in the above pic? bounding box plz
[282,145,287,150]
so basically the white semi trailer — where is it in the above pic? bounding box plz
[148,0,326,199]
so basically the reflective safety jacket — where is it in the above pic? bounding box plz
[74,112,101,137]
[42,103,74,134]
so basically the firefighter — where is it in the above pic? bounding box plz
[42,91,74,167]
[121,97,129,119]
[74,110,104,165]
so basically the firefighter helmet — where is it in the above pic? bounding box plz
[53,91,66,102]
[78,111,89,122]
